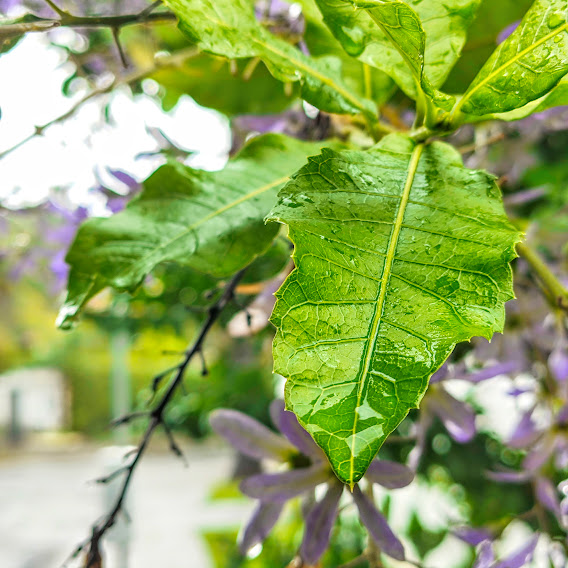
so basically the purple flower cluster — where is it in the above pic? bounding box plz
[4,169,139,292]
[210,400,414,565]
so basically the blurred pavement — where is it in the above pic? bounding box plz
[0,445,252,568]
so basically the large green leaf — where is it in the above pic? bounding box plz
[313,0,480,109]
[162,0,376,118]
[454,0,568,118]
[57,134,338,329]
[268,134,521,485]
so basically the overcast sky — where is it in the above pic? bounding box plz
[0,33,231,211]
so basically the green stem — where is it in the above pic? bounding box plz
[409,125,434,143]
[517,241,568,313]
[363,63,373,100]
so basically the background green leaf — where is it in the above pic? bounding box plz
[162,0,376,117]
[268,134,521,485]
[313,0,480,107]
[299,0,397,105]
[57,134,338,329]
[455,0,568,117]
[152,53,299,115]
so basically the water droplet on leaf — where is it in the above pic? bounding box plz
[548,13,565,29]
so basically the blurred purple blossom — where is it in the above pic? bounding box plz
[549,338,568,383]
[6,200,90,292]
[210,400,413,563]
[409,383,476,470]
[93,169,141,214]
[453,526,494,547]
[473,534,538,568]
[0,0,20,15]
[231,109,325,153]
[497,21,520,44]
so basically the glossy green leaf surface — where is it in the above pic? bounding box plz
[162,0,376,118]
[486,76,568,121]
[57,134,336,329]
[455,0,568,117]
[314,0,480,105]
[268,134,521,485]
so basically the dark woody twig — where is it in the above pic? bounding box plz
[64,268,247,568]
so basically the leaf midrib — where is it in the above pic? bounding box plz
[455,21,568,115]
[348,143,424,485]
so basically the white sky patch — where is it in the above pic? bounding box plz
[0,34,231,210]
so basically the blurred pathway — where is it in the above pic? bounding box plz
[0,445,252,568]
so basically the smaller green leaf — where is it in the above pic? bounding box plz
[314,0,480,111]
[466,75,568,122]
[162,0,376,118]
[57,134,340,329]
[454,0,568,118]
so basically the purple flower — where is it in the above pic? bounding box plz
[453,526,494,546]
[210,400,413,563]
[507,407,541,449]
[409,384,476,470]
[93,169,141,214]
[497,21,520,44]
[473,534,539,568]
[549,338,568,384]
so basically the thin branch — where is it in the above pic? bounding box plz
[161,421,188,466]
[111,26,128,68]
[517,241,568,314]
[0,20,60,35]
[384,434,416,444]
[150,364,181,395]
[458,132,506,154]
[0,47,199,161]
[109,411,148,427]
[93,466,129,485]
[41,0,177,28]
[65,268,247,568]
[198,349,209,376]
[138,0,164,19]
[0,9,175,36]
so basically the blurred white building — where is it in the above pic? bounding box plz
[0,367,68,432]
